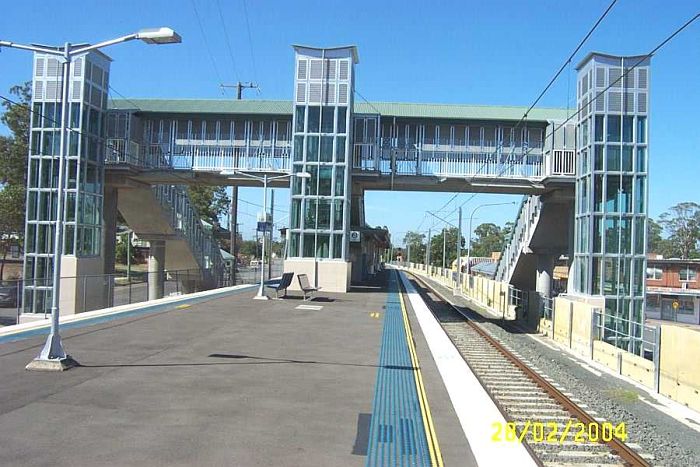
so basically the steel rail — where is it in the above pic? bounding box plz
[404,271,650,467]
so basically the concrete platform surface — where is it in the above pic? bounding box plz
[0,273,471,466]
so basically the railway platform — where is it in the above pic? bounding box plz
[0,270,517,466]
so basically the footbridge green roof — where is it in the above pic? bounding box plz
[109,98,569,122]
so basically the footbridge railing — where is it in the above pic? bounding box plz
[153,185,226,287]
[106,138,292,173]
[353,139,576,180]
[494,195,543,283]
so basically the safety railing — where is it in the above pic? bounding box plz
[592,309,659,360]
[105,138,292,173]
[549,149,576,176]
[152,185,225,286]
[541,295,554,320]
[353,138,553,179]
[3,267,247,324]
[495,195,542,283]
[105,138,143,166]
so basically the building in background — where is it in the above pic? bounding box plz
[646,257,700,324]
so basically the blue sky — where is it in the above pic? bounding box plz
[1,0,698,243]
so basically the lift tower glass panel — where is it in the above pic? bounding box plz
[574,53,650,354]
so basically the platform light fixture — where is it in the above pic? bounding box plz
[223,171,310,300]
[136,27,182,45]
[0,27,181,371]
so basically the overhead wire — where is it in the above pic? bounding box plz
[487,9,700,188]
[510,0,618,131]
[190,0,227,94]
[215,0,240,83]
[440,10,700,225]
[241,0,258,86]
[426,0,619,219]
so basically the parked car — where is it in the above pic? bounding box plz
[0,281,19,307]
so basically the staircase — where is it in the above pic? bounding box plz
[106,137,226,290]
[495,195,542,284]
[153,184,225,287]
[117,184,225,290]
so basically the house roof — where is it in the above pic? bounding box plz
[108,98,570,122]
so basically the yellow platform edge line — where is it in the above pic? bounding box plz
[397,273,444,467]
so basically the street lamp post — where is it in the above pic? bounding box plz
[466,201,517,276]
[1,27,181,371]
[223,170,310,300]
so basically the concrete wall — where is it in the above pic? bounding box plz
[400,264,517,320]
[542,295,700,413]
[658,325,700,412]
[284,259,351,293]
[59,256,106,315]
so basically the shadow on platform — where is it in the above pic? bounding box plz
[75,352,417,371]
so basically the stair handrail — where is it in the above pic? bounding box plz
[152,184,225,286]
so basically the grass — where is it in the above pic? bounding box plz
[604,387,639,403]
[115,263,148,273]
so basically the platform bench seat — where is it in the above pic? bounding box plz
[266,272,294,299]
[297,274,320,301]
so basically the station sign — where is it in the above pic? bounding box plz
[257,221,272,233]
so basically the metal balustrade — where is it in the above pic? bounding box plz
[152,184,226,286]
[350,138,579,180]
[495,195,543,283]
[106,138,291,173]
[107,136,575,181]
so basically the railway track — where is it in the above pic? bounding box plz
[401,271,652,467]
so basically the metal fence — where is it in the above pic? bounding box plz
[591,308,659,362]
[541,295,554,320]
[0,259,289,327]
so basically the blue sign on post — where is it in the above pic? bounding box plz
[257,221,272,233]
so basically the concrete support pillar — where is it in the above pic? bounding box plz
[148,240,165,300]
[230,186,238,285]
[102,186,118,308]
[536,254,555,298]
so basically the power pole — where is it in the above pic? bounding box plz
[426,229,432,269]
[268,189,274,280]
[221,81,259,99]
[222,81,258,285]
[230,187,238,285]
[456,207,462,294]
[442,228,446,270]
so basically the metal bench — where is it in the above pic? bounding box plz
[297,274,319,301]
[266,272,294,299]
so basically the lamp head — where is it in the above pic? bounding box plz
[136,27,182,45]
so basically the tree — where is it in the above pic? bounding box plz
[470,222,509,257]
[658,202,700,259]
[186,185,231,227]
[0,82,31,278]
[238,239,259,259]
[403,231,426,263]
[429,227,465,268]
[115,238,137,265]
[0,82,30,186]
[647,218,663,254]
